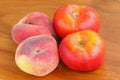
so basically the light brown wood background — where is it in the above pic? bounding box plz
[0,0,120,80]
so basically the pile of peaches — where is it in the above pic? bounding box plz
[11,4,106,76]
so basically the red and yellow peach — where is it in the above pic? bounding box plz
[15,35,59,76]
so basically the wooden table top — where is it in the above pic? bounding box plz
[0,0,120,80]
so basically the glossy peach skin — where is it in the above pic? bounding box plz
[12,23,52,44]
[15,35,59,76]
[59,30,106,71]
[53,4,100,39]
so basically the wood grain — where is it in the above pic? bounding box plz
[0,0,120,80]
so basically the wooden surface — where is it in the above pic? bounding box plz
[0,0,120,80]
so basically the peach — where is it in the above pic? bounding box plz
[15,35,59,76]
[12,12,57,44]
[12,23,51,44]
[18,12,56,36]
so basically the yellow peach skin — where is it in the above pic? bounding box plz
[16,55,32,74]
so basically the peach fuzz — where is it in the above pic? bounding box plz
[15,35,59,76]
[18,12,56,36]
[12,23,52,44]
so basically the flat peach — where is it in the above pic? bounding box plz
[15,35,59,76]
[19,12,56,36]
